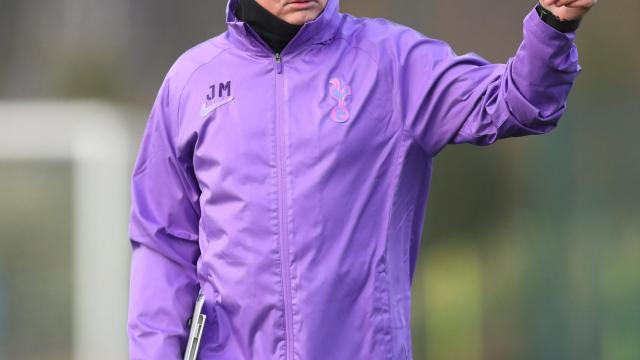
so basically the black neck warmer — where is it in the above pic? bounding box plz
[234,0,303,54]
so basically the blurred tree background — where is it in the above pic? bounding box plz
[1,0,638,359]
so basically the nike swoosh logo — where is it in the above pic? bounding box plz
[200,96,234,117]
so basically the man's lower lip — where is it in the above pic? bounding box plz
[288,1,314,8]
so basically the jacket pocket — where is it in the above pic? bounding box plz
[199,282,231,351]
[373,251,394,359]
[391,205,414,331]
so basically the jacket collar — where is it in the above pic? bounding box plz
[225,0,341,57]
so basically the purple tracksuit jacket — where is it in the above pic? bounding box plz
[127,0,582,358]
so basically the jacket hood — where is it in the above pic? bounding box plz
[225,0,341,56]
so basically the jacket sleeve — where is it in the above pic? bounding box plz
[127,69,202,359]
[394,5,582,158]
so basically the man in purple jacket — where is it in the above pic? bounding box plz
[127,0,597,359]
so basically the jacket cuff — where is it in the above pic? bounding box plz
[521,4,582,74]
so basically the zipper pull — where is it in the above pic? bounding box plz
[274,52,283,74]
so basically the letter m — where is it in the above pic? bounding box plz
[218,81,231,98]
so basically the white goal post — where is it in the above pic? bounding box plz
[0,100,138,360]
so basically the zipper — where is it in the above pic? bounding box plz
[274,51,293,359]
[275,52,283,74]
[239,15,313,358]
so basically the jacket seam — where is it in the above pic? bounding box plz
[391,52,433,161]
[175,45,233,151]
[380,130,410,360]
[389,39,411,157]
[333,37,380,68]
[333,35,399,139]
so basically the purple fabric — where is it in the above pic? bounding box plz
[127,0,582,358]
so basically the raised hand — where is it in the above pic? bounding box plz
[538,0,599,21]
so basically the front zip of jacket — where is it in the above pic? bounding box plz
[243,16,295,358]
[273,50,294,360]
[126,0,583,358]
